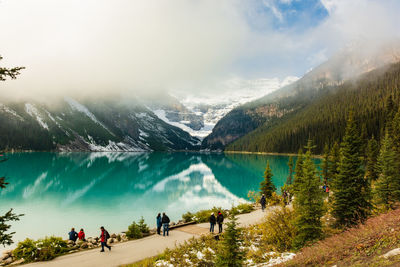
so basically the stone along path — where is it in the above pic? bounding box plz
[23,208,269,267]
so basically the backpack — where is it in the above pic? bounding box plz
[105,230,110,239]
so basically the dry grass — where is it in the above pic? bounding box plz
[283,207,400,267]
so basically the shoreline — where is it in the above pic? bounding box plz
[224,150,323,159]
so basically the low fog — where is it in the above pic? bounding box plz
[0,0,400,101]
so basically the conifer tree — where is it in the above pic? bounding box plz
[374,130,400,210]
[328,142,340,190]
[260,161,276,199]
[321,144,330,184]
[332,112,371,228]
[286,156,294,185]
[216,213,244,267]
[292,140,324,249]
[0,56,24,247]
[365,136,379,182]
[392,108,400,157]
[292,149,304,194]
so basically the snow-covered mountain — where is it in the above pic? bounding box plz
[0,97,200,151]
[148,76,298,139]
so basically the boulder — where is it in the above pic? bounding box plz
[80,242,89,249]
[9,259,24,266]
[0,254,10,261]
[67,240,75,245]
[111,234,117,239]
[108,238,114,244]
[381,248,400,259]
[87,243,94,249]
[2,257,13,265]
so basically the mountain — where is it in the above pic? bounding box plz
[0,97,200,151]
[148,77,298,140]
[203,43,400,151]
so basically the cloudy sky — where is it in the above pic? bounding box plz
[0,0,399,99]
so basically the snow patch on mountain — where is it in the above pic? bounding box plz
[170,76,299,138]
[64,97,113,134]
[0,103,24,120]
[24,103,49,130]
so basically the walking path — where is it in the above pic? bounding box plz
[24,208,270,267]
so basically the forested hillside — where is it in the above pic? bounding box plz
[227,63,400,153]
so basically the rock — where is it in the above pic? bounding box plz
[1,250,12,256]
[170,222,176,226]
[381,248,400,259]
[111,234,117,239]
[9,259,24,266]
[0,254,10,261]
[87,243,94,249]
[67,240,75,245]
[108,238,114,244]
[80,242,88,249]
[3,257,13,265]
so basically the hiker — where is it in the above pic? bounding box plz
[78,228,86,241]
[161,212,170,236]
[99,226,111,252]
[209,213,216,233]
[156,213,162,235]
[260,194,267,211]
[68,228,78,242]
[217,211,224,233]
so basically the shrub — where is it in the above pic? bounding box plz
[126,222,143,239]
[138,217,150,234]
[13,236,69,262]
[13,238,38,262]
[234,203,254,214]
[248,190,261,203]
[182,211,194,223]
[268,192,283,206]
[260,207,296,252]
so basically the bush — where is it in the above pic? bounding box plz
[13,238,38,262]
[268,192,283,206]
[138,217,150,234]
[260,207,296,252]
[126,222,143,239]
[248,190,261,203]
[234,203,254,214]
[182,211,194,223]
[13,236,69,262]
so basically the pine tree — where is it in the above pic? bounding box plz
[260,161,276,199]
[286,156,294,185]
[332,112,371,228]
[365,136,379,182]
[328,142,340,190]
[292,140,324,249]
[0,56,24,247]
[374,130,400,210]
[392,108,400,157]
[216,213,244,267]
[293,149,304,194]
[321,144,330,184]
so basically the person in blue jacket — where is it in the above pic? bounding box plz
[68,228,78,242]
[156,213,162,235]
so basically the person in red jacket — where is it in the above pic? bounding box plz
[99,226,111,252]
[78,229,85,241]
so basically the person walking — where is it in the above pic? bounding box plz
[68,228,78,242]
[156,213,162,235]
[217,211,224,233]
[78,228,86,241]
[161,212,170,236]
[209,213,216,233]
[99,226,111,252]
[260,194,267,211]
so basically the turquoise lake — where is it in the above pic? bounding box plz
[0,152,319,247]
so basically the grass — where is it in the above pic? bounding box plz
[283,207,400,267]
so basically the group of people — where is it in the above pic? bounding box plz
[68,226,111,252]
[156,212,171,236]
[209,211,224,233]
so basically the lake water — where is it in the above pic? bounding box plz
[0,152,317,248]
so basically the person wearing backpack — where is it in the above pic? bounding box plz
[99,226,111,252]
[217,211,224,233]
[209,213,216,233]
[156,213,162,235]
[161,212,170,236]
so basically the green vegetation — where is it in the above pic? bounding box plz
[13,237,70,262]
[227,62,400,154]
[259,161,276,199]
[292,140,324,249]
[332,112,371,228]
[216,213,244,267]
[126,219,150,239]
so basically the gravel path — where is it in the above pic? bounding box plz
[23,208,270,267]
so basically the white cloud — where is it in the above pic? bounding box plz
[0,0,399,100]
